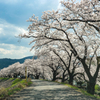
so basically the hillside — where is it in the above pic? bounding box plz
[0,56,37,69]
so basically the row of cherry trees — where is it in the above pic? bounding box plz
[0,54,85,83]
[19,0,100,94]
[0,59,51,80]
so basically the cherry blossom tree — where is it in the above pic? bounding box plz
[0,62,21,78]
[24,58,51,79]
[36,45,85,84]
[19,0,100,94]
[0,58,52,80]
[39,51,62,81]
[52,49,84,84]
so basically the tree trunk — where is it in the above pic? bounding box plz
[52,71,56,81]
[61,72,66,83]
[35,75,39,79]
[87,81,95,95]
[52,77,56,81]
[62,77,65,82]
[69,75,73,85]
[81,59,98,95]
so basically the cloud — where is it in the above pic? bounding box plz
[0,43,34,59]
[0,18,31,47]
[0,0,61,27]
[0,28,3,34]
[0,19,34,58]
[0,18,27,35]
[0,0,62,59]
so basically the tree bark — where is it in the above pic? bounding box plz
[87,81,95,95]
[61,70,66,83]
[52,71,57,81]
[81,59,96,94]
[61,77,65,82]
[69,75,73,85]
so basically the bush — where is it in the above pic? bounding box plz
[7,83,25,96]
[17,83,25,89]
[23,78,32,86]
[0,87,8,97]
[95,84,100,91]
[20,78,32,86]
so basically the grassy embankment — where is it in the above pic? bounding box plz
[0,77,32,99]
[63,83,100,99]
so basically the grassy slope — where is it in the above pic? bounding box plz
[0,77,32,99]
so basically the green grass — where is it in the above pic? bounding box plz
[61,82,100,99]
[0,78,32,99]
[12,78,22,84]
[0,77,9,80]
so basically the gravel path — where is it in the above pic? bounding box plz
[6,79,98,100]
[0,79,14,89]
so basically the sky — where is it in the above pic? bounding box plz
[0,0,62,59]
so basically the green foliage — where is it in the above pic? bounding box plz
[0,87,8,97]
[22,78,32,86]
[9,78,14,80]
[51,80,100,99]
[12,78,21,85]
[0,77,9,80]
[7,84,23,96]
[0,78,32,99]
[95,84,100,91]
[65,83,100,99]
[20,79,26,84]
[0,77,3,79]
[60,82,67,85]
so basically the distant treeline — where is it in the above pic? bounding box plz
[0,56,37,69]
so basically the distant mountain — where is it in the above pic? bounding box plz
[0,56,37,69]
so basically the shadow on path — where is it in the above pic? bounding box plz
[6,79,98,100]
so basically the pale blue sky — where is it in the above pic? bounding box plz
[0,0,80,59]
[0,0,61,59]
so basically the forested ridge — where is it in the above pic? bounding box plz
[0,56,37,69]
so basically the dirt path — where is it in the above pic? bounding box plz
[0,79,14,89]
[6,79,98,100]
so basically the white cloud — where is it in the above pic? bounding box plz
[0,48,12,55]
[0,43,34,59]
[0,18,31,47]
[0,19,34,59]
[0,28,3,34]
[0,18,28,36]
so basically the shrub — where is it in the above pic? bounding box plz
[0,87,8,97]
[20,78,32,86]
[7,83,24,96]
[95,84,100,91]
[17,83,25,89]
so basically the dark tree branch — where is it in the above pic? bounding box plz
[89,46,99,70]
[63,18,100,23]
[63,18,100,32]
